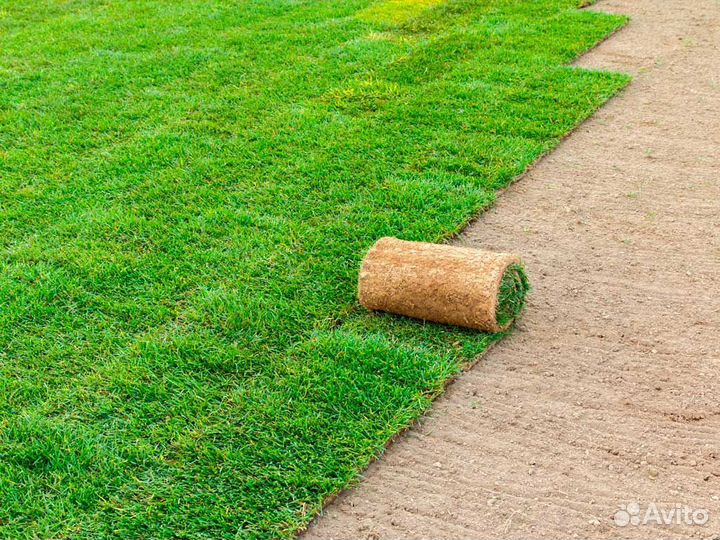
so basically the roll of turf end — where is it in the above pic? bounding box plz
[358,237,529,333]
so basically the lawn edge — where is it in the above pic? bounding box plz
[295,8,632,539]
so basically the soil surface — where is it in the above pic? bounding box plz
[303,0,720,537]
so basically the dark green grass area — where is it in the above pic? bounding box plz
[496,263,531,328]
[0,1,627,537]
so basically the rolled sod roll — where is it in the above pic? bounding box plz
[358,237,529,332]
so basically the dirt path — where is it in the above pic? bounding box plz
[303,0,720,538]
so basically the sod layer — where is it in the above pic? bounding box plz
[496,263,531,328]
[358,237,526,332]
[0,1,628,538]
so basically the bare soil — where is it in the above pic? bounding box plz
[303,0,720,537]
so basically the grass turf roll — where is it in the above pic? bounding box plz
[496,263,531,328]
[358,237,529,332]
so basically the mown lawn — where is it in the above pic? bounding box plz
[0,0,627,537]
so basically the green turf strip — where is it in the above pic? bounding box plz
[496,263,531,328]
[0,0,628,537]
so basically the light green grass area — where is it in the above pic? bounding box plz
[0,1,627,537]
[496,263,531,328]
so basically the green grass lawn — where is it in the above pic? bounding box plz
[0,1,627,537]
